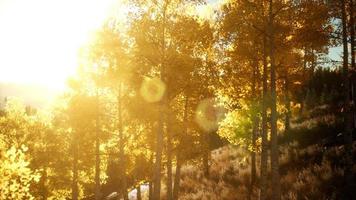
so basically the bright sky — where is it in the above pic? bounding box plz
[0,0,343,92]
[0,0,126,91]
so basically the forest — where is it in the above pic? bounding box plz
[0,0,355,199]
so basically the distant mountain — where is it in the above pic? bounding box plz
[0,82,61,108]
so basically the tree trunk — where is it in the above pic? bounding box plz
[284,76,290,132]
[202,134,210,177]
[173,151,182,200]
[95,131,101,200]
[95,91,101,200]
[137,185,142,200]
[154,108,164,200]
[350,0,356,130]
[260,23,269,200]
[173,94,188,200]
[351,0,355,72]
[269,1,281,199]
[72,136,79,200]
[341,1,354,198]
[249,58,259,200]
[149,180,153,200]
[251,118,258,180]
[300,48,308,117]
[310,49,316,75]
[249,117,258,200]
[40,167,48,200]
[167,124,173,200]
[118,82,128,200]
[203,150,209,177]
[153,2,168,199]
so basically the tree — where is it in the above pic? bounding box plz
[260,16,269,200]
[341,0,354,198]
[293,0,332,115]
[0,145,40,200]
[67,92,98,200]
[268,1,281,199]
[84,22,132,200]
[129,1,214,198]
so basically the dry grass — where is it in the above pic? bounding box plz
[175,107,354,200]
[177,142,354,200]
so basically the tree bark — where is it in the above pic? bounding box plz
[300,48,308,116]
[351,0,355,72]
[40,167,48,200]
[249,117,258,200]
[167,123,173,200]
[351,0,355,70]
[95,91,101,200]
[137,185,142,200]
[202,133,210,177]
[269,0,281,199]
[260,21,269,200]
[154,114,164,200]
[284,76,290,132]
[341,0,354,198]
[173,94,188,200]
[249,58,259,200]
[95,129,101,200]
[173,151,182,200]
[149,180,153,200]
[153,2,168,198]
[350,0,356,130]
[72,135,79,200]
[118,82,128,200]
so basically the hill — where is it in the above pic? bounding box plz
[0,82,59,108]
[174,105,355,200]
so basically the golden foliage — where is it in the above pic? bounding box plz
[0,145,40,200]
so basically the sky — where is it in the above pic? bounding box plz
[0,0,343,94]
[0,0,126,91]
[328,46,342,62]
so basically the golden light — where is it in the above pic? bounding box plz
[140,77,166,103]
[0,0,127,91]
[195,98,226,132]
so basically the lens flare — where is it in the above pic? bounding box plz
[140,77,166,103]
[195,98,226,132]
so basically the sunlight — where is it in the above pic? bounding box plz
[0,0,351,199]
[195,98,226,132]
[140,77,166,103]
[0,0,125,91]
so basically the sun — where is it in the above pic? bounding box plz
[0,0,126,91]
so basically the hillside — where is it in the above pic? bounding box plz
[0,82,59,108]
[174,105,355,200]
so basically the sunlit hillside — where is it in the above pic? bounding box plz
[0,0,355,200]
[0,83,59,108]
